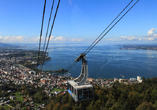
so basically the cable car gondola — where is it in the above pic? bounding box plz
[67,53,94,102]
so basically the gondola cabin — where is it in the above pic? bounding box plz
[67,80,94,102]
[67,54,94,102]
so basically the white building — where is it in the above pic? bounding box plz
[130,78,136,81]
[114,78,118,82]
[10,96,16,100]
[119,78,124,83]
[28,71,36,75]
[137,76,142,83]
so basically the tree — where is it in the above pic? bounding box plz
[142,88,152,103]
[116,90,128,110]
[146,77,151,84]
[97,89,108,104]
[34,91,47,103]
[142,77,146,83]
[60,103,71,110]
[72,104,80,110]
[62,93,69,104]
[127,91,141,109]
[151,87,157,103]
[94,100,101,110]
[86,100,95,110]
[153,100,157,109]
[0,107,5,110]
[110,102,121,110]
[105,99,116,110]
[151,77,157,84]
[46,100,55,110]
[68,94,75,106]
[52,102,61,110]
[136,102,155,110]
[78,103,84,110]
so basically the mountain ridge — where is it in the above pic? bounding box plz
[0,42,18,48]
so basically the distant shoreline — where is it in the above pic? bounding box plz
[118,45,157,51]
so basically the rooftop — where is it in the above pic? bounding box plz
[68,80,93,89]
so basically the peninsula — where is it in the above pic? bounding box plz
[119,45,157,51]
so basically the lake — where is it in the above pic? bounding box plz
[33,43,157,79]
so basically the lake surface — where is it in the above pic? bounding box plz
[20,43,157,79]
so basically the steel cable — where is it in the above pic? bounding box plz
[40,0,55,70]
[41,0,60,71]
[83,0,133,54]
[67,0,139,71]
[37,0,47,66]
[42,0,55,57]
[85,0,139,55]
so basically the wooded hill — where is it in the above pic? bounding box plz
[46,77,157,110]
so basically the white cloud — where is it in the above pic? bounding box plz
[154,34,157,37]
[120,36,127,38]
[69,38,83,41]
[105,28,157,42]
[49,36,67,41]
[0,36,68,43]
[30,37,41,42]
[105,39,115,41]
[128,36,139,40]
[0,36,25,43]
[118,36,128,41]
[118,35,156,41]
[54,36,63,41]
[54,36,65,41]
[142,38,151,41]
[147,38,153,40]
[147,28,157,36]
[118,36,139,41]
[29,36,67,42]
[50,36,54,40]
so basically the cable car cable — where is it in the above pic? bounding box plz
[67,62,75,70]
[41,0,60,71]
[67,0,134,70]
[67,62,77,70]
[40,0,55,70]
[67,0,139,71]
[84,0,139,55]
[83,0,133,54]
[42,0,55,57]
[37,0,47,66]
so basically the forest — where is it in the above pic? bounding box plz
[46,77,157,110]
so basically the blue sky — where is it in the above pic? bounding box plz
[0,0,157,44]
